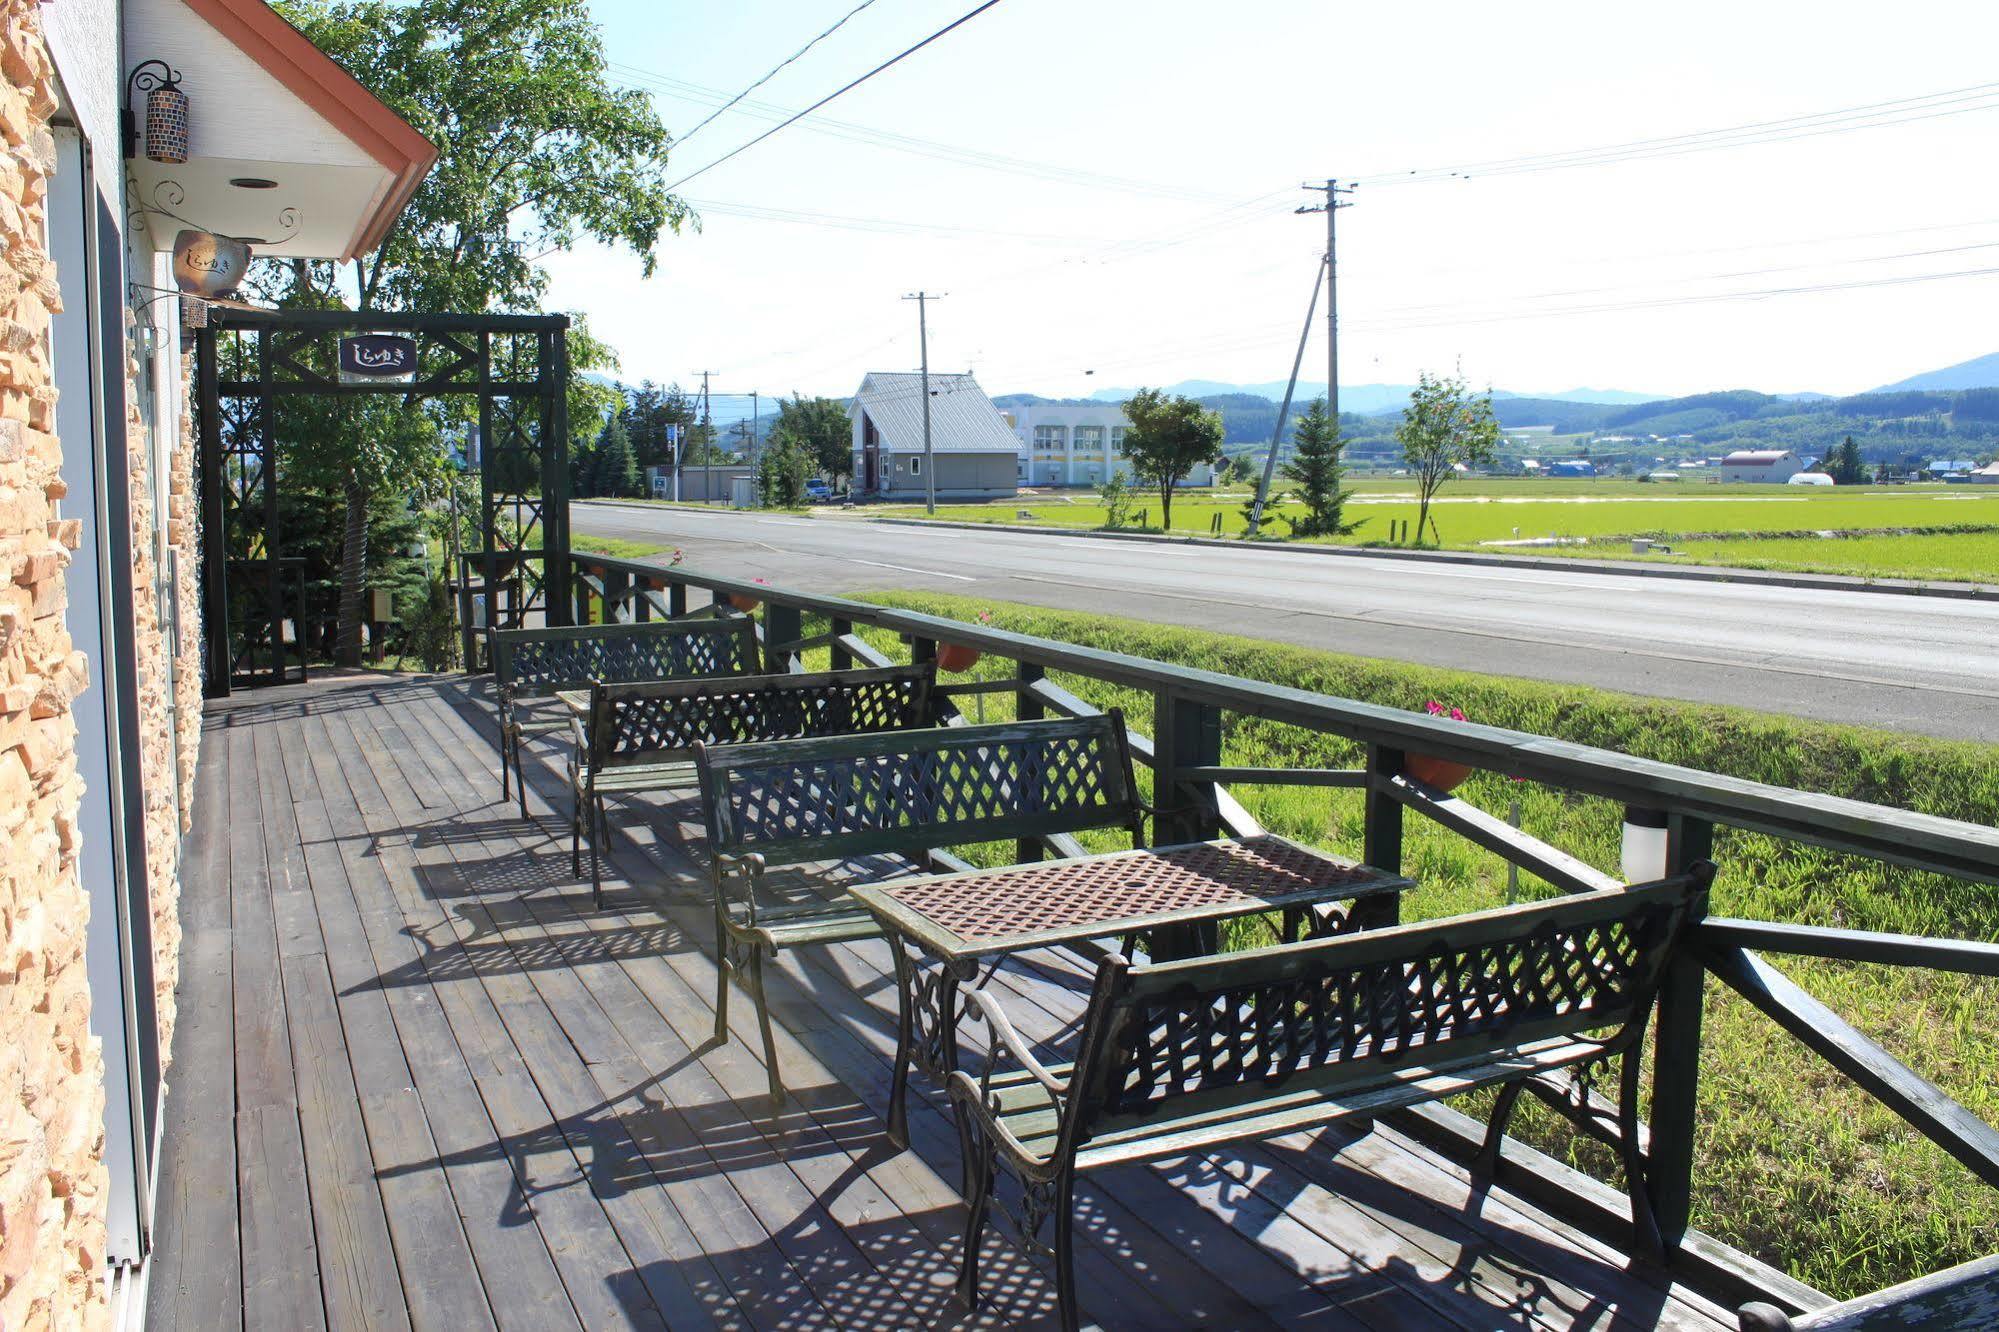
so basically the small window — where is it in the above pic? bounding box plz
[909,456,922,476]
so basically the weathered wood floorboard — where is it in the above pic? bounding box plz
[143,673,1737,1332]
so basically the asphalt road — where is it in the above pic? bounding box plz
[573,501,1999,744]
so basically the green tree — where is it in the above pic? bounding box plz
[757,431,811,508]
[1281,398,1362,538]
[1825,435,1868,484]
[590,416,639,497]
[1396,370,1500,545]
[1097,473,1134,529]
[1121,388,1224,529]
[772,395,853,488]
[266,0,691,663]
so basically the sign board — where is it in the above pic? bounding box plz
[172,229,250,297]
[338,333,418,384]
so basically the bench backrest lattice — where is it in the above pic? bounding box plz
[492,619,761,702]
[1069,873,1706,1137]
[696,714,1145,868]
[586,665,939,772]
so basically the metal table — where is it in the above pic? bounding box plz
[848,833,1412,1148]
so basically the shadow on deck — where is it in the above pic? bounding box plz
[144,671,1744,1331]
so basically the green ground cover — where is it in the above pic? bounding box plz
[811,592,1999,1299]
[873,480,1999,581]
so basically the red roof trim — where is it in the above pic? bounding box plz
[178,0,436,261]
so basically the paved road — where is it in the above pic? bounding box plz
[573,502,1999,744]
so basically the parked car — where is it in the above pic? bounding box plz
[805,479,833,502]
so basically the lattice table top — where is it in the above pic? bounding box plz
[850,834,1410,959]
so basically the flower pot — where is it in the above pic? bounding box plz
[1403,753,1474,793]
[728,594,761,612]
[935,642,982,673]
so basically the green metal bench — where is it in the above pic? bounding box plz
[568,663,940,907]
[948,865,1714,1332]
[489,618,760,818]
[693,714,1149,1104]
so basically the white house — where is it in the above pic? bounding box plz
[1716,449,1805,483]
[850,372,1019,500]
[1003,400,1215,489]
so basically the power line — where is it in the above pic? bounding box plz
[1355,80,1999,186]
[617,63,1232,203]
[665,0,1010,192]
[673,0,881,148]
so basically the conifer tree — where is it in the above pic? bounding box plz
[1281,398,1362,538]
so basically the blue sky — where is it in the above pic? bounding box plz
[540,0,1999,408]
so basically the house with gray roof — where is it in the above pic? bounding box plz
[850,372,1021,500]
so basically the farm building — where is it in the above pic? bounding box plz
[1547,459,1596,477]
[1952,461,1999,485]
[1716,449,1805,483]
[850,372,1021,499]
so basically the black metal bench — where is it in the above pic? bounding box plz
[692,714,1149,1103]
[948,865,1715,1332]
[488,618,760,818]
[568,663,940,906]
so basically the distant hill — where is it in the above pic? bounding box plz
[1080,381,1658,413]
[1870,352,1999,394]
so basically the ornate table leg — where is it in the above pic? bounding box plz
[886,932,975,1151]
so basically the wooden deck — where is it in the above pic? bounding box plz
[145,671,1743,1331]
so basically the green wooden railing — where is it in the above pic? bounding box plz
[565,551,1999,1321]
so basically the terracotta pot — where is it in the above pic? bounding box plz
[728,593,762,612]
[935,642,982,673]
[1403,753,1474,793]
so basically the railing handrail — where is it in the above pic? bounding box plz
[572,549,1999,886]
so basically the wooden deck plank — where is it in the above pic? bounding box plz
[368,697,850,1332]
[253,721,416,1332]
[320,701,699,1332]
[293,710,583,1332]
[144,674,1739,1332]
[143,712,243,1332]
[409,687,1183,1331]
[335,698,750,1332]
[227,719,328,1332]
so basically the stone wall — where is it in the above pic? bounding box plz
[0,2,111,1326]
[171,354,199,833]
[123,316,179,1060]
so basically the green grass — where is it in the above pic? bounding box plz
[796,591,1999,1299]
[877,479,1999,582]
[1583,529,1999,583]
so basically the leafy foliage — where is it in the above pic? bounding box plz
[1280,398,1361,538]
[1122,387,1224,529]
[1096,473,1134,529]
[772,395,853,486]
[757,431,811,508]
[1823,435,1869,485]
[1397,371,1500,543]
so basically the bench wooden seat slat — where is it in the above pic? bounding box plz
[946,866,1714,1332]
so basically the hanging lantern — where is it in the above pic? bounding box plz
[145,74,190,163]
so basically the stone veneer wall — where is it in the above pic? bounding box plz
[0,1,111,1326]
[122,315,190,1059]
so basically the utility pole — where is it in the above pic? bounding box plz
[1297,179,1356,423]
[903,291,943,514]
[1246,256,1327,538]
[696,371,715,504]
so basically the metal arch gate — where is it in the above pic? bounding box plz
[195,307,573,696]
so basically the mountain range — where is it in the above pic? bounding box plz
[1064,351,1999,416]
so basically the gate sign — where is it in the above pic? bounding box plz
[338,333,417,383]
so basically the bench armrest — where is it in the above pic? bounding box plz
[714,852,764,927]
[965,985,1069,1098]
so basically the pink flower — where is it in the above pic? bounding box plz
[668,548,685,566]
[1449,707,1466,722]
[752,576,770,586]
[1424,700,1446,716]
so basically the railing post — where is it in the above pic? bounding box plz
[1154,691,1222,846]
[1014,662,1046,863]
[1649,813,1713,1253]
[1360,744,1405,928]
[634,579,654,622]
[668,581,687,618]
[605,568,630,625]
[765,602,803,675]
[830,616,853,670]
